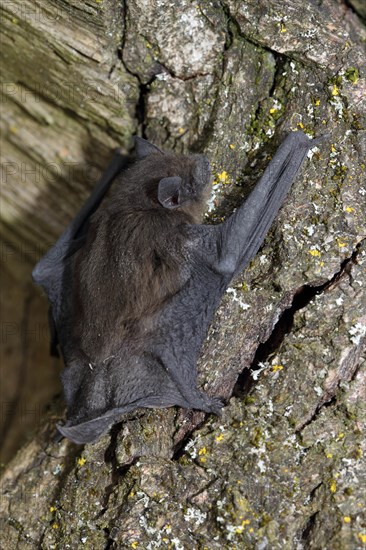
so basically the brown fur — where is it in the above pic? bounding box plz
[72,151,211,361]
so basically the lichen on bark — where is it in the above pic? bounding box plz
[1,0,365,548]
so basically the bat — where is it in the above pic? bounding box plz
[33,131,323,444]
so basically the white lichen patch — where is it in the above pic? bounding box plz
[330,94,345,118]
[170,537,185,550]
[307,146,320,160]
[226,287,251,310]
[348,323,366,345]
[251,361,271,381]
[184,434,201,459]
[184,506,207,525]
[136,490,150,508]
[290,61,299,74]
[306,225,316,236]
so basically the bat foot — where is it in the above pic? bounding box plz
[194,393,224,415]
[207,396,225,415]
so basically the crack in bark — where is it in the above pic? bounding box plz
[220,0,334,72]
[233,242,362,400]
[343,0,366,24]
[220,1,290,60]
[296,395,338,435]
[119,0,232,147]
[268,54,286,99]
[171,413,209,461]
[301,511,319,547]
[99,421,127,516]
[119,0,158,138]
[188,476,220,503]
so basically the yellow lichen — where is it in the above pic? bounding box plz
[358,534,366,544]
[229,144,236,149]
[297,122,305,129]
[52,523,59,529]
[330,480,337,493]
[198,447,207,455]
[309,249,321,257]
[217,171,229,184]
[345,206,355,213]
[272,365,284,372]
[131,542,138,549]
[280,22,287,33]
[77,457,86,466]
[216,434,224,442]
[332,84,339,96]
[326,453,333,459]
[343,516,351,523]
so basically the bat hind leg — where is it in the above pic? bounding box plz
[183,390,224,416]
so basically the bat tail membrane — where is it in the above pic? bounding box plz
[57,395,224,444]
[215,131,327,278]
[57,417,116,445]
[57,405,135,444]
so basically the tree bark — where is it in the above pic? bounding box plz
[1,0,365,548]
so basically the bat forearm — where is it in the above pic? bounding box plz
[213,131,323,278]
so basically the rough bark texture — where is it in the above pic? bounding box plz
[1,0,365,549]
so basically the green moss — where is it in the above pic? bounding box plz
[331,164,348,182]
[244,396,256,405]
[250,427,263,448]
[344,67,359,84]
[330,74,343,87]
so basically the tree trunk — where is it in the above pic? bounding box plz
[1,1,365,548]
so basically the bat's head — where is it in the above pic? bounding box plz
[131,136,212,222]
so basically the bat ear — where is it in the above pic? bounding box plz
[134,136,164,159]
[158,176,182,209]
